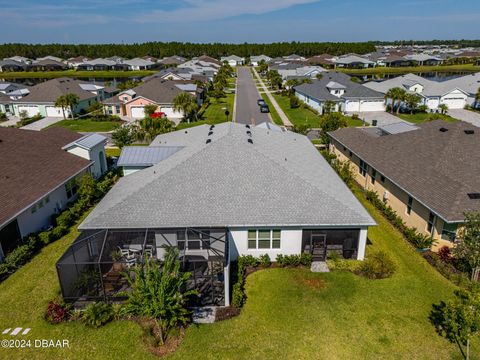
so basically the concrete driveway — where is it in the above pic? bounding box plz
[235,67,271,125]
[21,116,65,131]
[0,116,21,127]
[449,109,480,128]
[348,111,407,127]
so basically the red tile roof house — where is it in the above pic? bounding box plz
[103,78,203,123]
[0,127,108,261]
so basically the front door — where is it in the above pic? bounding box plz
[310,234,326,261]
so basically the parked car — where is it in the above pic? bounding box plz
[257,99,266,106]
[260,104,269,113]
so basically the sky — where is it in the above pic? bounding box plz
[0,0,479,44]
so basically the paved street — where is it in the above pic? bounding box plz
[234,67,271,125]
[449,109,480,128]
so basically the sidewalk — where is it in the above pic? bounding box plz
[252,67,293,127]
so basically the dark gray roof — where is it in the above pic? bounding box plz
[294,71,384,101]
[13,77,98,103]
[80,123,375,229]
[329,120,480,222]
[117,146,184,167]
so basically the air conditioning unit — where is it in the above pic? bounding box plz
[383,191,389,201]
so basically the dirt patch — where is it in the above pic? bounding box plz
[137,317,186,358]
[294,272,326,290]
[215,306,241,322]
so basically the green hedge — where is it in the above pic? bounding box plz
[0,171,118,282]
[365,190,434,249]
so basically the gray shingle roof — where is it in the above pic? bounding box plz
[117,146,184,167]
[80,123,375,230]
[329,120,480,222]
[294,72,384,102]
[13,77,98,103]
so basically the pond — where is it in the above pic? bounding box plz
[1,76,143,87]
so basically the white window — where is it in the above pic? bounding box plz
[247,229,281,250]
[65,179,78,199]
[176,229,210,250]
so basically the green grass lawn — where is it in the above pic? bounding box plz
[397,112,458,124]
[0,70,155,79]
[49,119,123,132]
[0,182,469,359]
[272,93,322,128]
[338,63,480,75]
[260,94,283,125]
[169,187,466,360]
[177,93,235,130]
[347,117,365,127]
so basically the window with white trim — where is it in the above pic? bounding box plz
[65,179,78,199]
[247,229,281,249]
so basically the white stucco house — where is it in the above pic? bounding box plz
[250,55,272,66]
[220,55,245,67]
[294,72,386,114]
[58,122,375,306]
[364,73,472,111]
[0,127,107,261]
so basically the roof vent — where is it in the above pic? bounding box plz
[439,127,448,132]
[208,131,213,136]
[210,125,215,130]
[468,193,480,200]
[245,124,250,129]
[465,129,475,135]
[206,139,212,144]
[184,131,188,134]
[247,138,253,144]
[246,130,251,136]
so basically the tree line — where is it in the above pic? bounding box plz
[0,42,377,60]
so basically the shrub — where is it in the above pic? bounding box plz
[259,254,271,267]
[357,251,396,279]
[238,255,258,269]
[300,253,313,266]
[289,95,300,109]
[327,258,362,272]
[438,246,452,263]
[82,302,114,328]
[39,231,52,245]
[45,300,70,324]
[51,225,68,240]
[411,233,434,249]
[232,283,246,308]
[55,209,75,228]
[4,245,32,269]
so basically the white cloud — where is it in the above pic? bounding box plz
[134,0,321,23]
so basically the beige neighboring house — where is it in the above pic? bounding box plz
[328,120,480,250]
[103,78,202,122]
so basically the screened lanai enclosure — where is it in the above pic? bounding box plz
[56,228,228,306]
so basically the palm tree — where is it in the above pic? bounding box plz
[55,93,80,119]
[404,93,422,114]
[439,103,449,115]
[54,95,69,119]
[173,92,198,123]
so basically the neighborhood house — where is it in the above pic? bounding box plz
[328,120,480,249]
[56,122,375,306]
[0,128,107,261]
